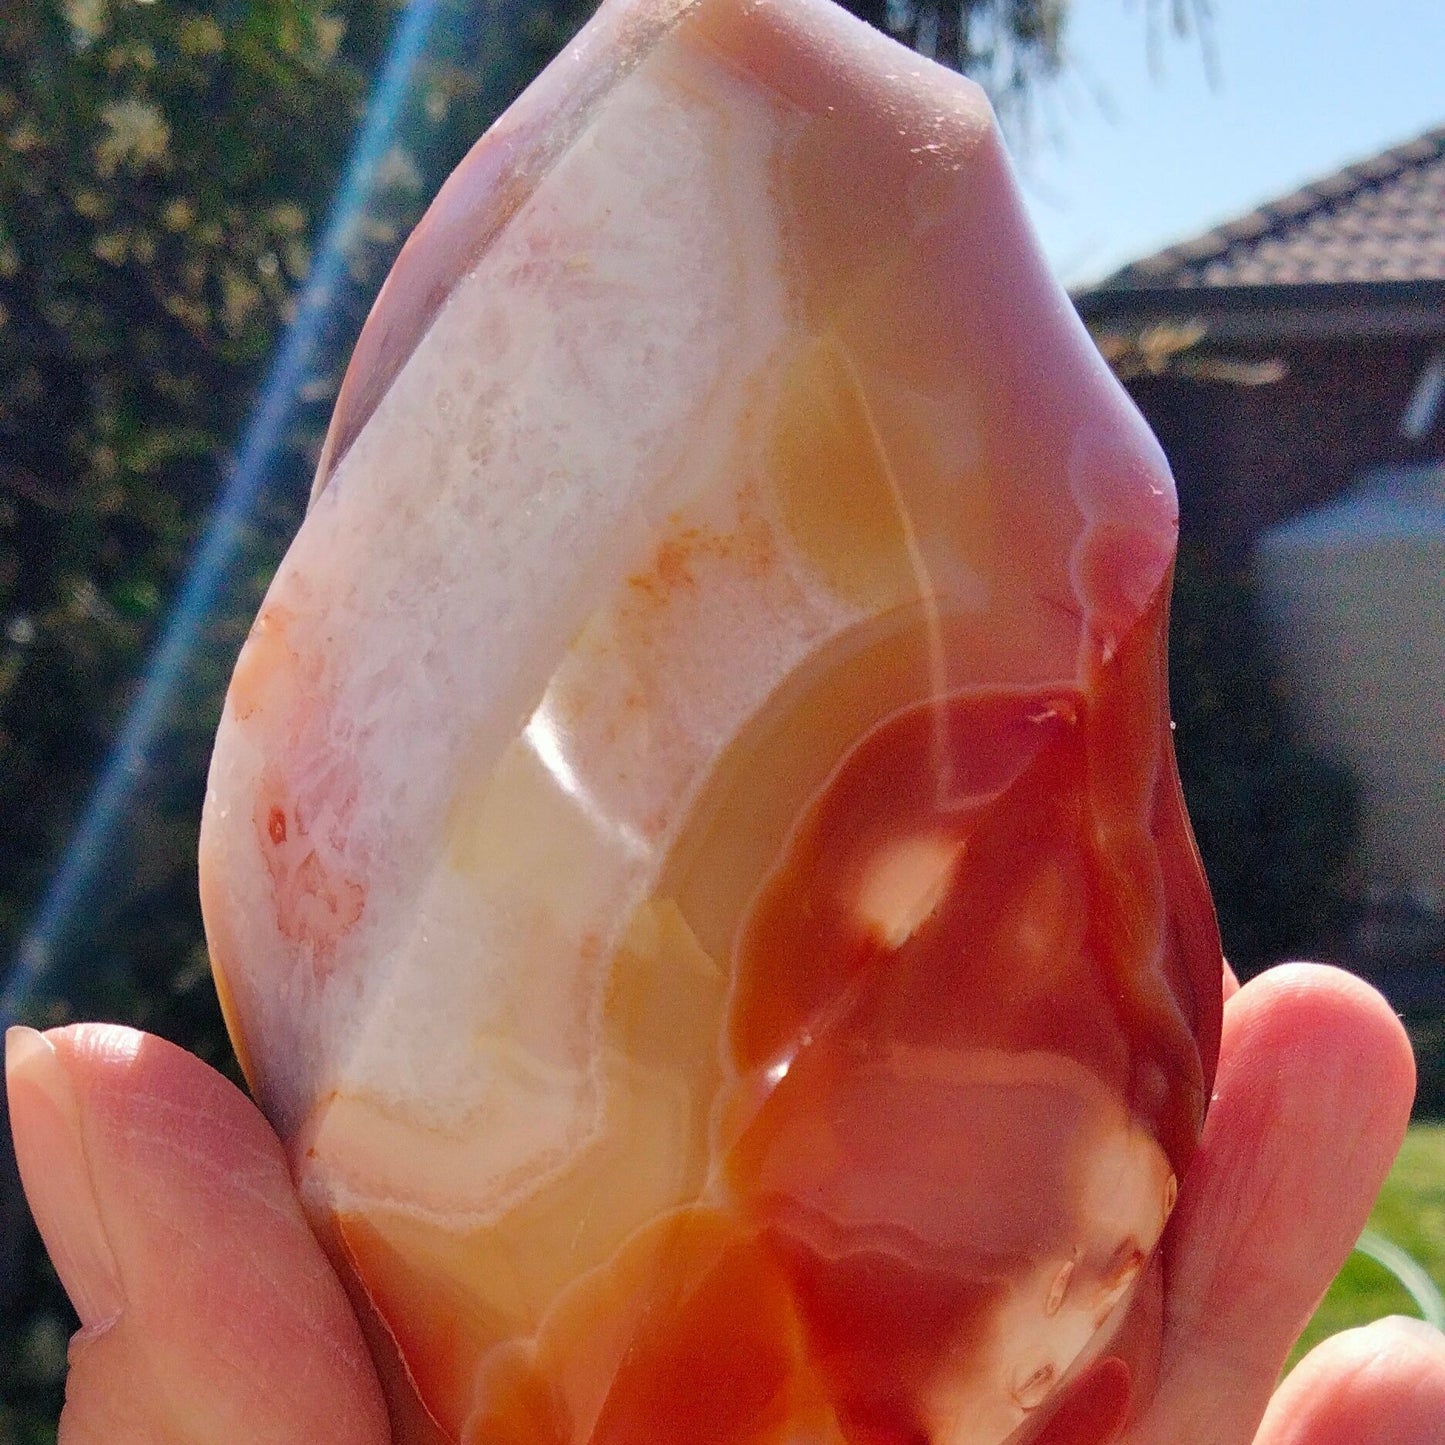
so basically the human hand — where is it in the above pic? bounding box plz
[7,963,1444,1444]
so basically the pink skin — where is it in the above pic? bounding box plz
[5,1023,389,1445]
[7,961,1443,1445]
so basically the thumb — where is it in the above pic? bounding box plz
[5,1023,390,1445]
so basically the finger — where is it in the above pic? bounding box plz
[5,1024,390,1445]
[1254,1317,1445,1445]
[1122,963,1416,1444]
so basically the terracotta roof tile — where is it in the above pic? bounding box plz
[1101,124,1445,289]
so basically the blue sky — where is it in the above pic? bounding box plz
[1013,0,1445,286]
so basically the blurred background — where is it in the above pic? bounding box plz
[0,1,1440,1438]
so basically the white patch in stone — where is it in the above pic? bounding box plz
[857,834,963,949]
[260,43,849,1222]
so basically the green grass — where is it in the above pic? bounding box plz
[1290,1122,1445,1365]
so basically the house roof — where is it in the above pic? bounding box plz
[1099,124,1445,290]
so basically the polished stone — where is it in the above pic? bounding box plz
[200,1,1223,1439]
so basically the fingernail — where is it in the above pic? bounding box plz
[1382,1314,1445,1346]
[6,1026,124,1329]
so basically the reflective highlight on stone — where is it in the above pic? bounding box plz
[199,0,1223,1440]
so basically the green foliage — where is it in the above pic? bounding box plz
[2,0,381,1024]
[1293,1123,1445,1365]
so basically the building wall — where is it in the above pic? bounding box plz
[1125,337,1444,556]
[1118,331,1444,1031]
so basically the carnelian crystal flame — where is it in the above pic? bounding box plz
[198,0,1223,1440]
[329,594,1214,1445]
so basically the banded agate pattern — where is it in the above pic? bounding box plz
[199,0,1223,1441]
